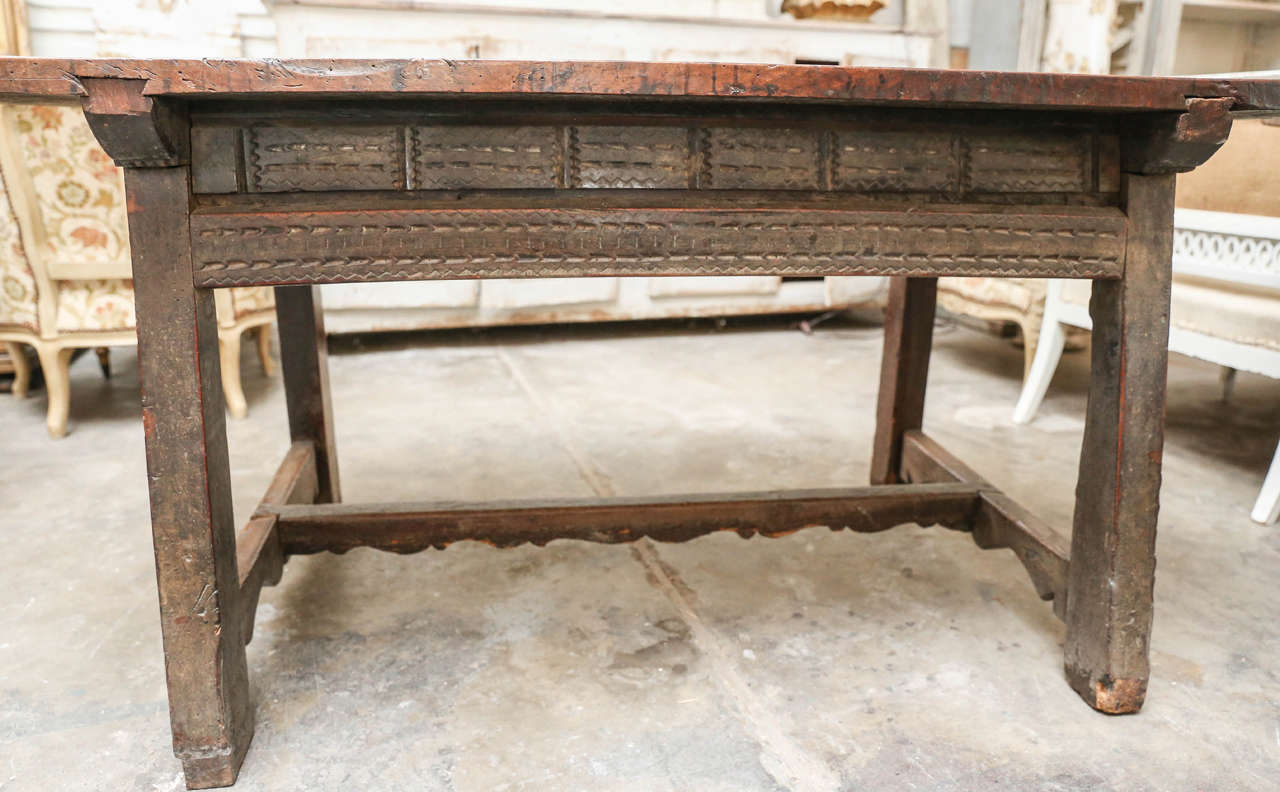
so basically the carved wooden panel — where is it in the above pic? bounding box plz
[196,121,1121,200]
[568,126,688,189]
[832,130,959,192]
[966,133,1091,193]
[244,126,406,192]
[703,128,821,190]
[411,126,561,189]
[190,206,1126,287]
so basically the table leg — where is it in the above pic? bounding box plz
[125,167,253,787]
[1064,173,1175,714]
[871,276,938,485]
[274,285,341,503]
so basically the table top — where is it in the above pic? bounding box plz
[2,58,1279,114]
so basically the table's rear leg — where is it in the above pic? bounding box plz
[274,285,341,503]
[871,276,938,484]
[126,167,253,787]
[1064,173,1175,713]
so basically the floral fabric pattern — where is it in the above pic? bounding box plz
[2,105,274,334]
[54,282,273,333]
[55,277,136,332]
[0,167,38,331]
[13,105,129,271]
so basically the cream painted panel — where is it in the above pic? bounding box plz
[321,281,480,310]
[648,276,781,298]
[481,278,620,309]
[826,276,888,305]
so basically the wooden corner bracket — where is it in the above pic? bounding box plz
[1123,97,1234,175]
[80,77,189,167]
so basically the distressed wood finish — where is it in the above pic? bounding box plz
[80,77,187,167]
[4,58,1279,113]
[1064,174,1176,715]
[274,286,341,504]
[1124,97,1234,175]
[236,440,318,645]
[272,483,981,555]
[193,119,1121,201]
[126,164,251,789]
[870,277,937,485]
[244,126,406,192]
[191,205,1127,287]
[900,431,1070,614]
[8,59,1273,788]
[411,125,562,189]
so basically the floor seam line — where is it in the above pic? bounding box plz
[494,344,842,792]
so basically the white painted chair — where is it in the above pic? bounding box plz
[0,104,277,437]
[1013,208,1280,524]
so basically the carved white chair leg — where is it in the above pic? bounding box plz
[1013,307,1068,424]
[1251,440,1280,524]
[255,324,275,376]
[5,341,30,398]
[1018,319,1041,381]
[219,331,248,419]
[36,345,73,438]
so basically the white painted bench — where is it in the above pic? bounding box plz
[1014,208,1280,524]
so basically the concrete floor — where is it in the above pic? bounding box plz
[2,314,1278,791]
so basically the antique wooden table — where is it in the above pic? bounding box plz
[2,59,1278,788]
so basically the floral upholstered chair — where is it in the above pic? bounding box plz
[0,104,276,437]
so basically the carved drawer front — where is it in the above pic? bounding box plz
[967,133,1091,193]
[411,126,561,189]
[832,130,958,192]
[569,126,688,189]
[702,128,821,190]
[245,126,406,192]
[196,119,1120,200]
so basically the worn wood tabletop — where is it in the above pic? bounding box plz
[1,58,1279,113]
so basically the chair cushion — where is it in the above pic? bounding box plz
[53,281,274,333]
[56,277,135,332]
[1170,276,1280,353]
[938,277,1045,313]
[1060,277,1280,353]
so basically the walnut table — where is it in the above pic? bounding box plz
[2,59,1277,789]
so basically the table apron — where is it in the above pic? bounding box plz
[189,205,1127,287]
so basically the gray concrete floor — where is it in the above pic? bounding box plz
[2,315,1278,791]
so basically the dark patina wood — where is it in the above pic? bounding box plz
[274,286,340,504]
[900,431,1070,613]
[236,440,318,645]
[3,58,1279,112]
[270,483,980,555]
[124,162,252,788]
[191,205,1126,287]
[3,57,1273,788]
[869,277,937,485]
[1064,173,1176,714]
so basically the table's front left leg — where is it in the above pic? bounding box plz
[126,165,254,787]
[1064,173,1175,714]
